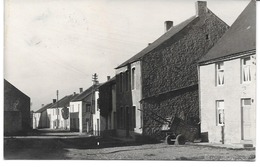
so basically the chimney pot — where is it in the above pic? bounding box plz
[42,104,44,107]
[79,88,83,93]
[73,92,76,95]
[195,1,207,16]
[107,76,111,81]
[53,99,56,103]
[164,21,173,32]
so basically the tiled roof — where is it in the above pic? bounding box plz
[35,103,53,113]
[71,84,100,102]
[115,16,197,69]
[49,93,79,108]
[198,0,256,64]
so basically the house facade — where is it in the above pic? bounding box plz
[115,1,229,140]
[115,60,143,138]
[33,103,52,129]
[69,85,101,135]
[99,77,117,136]
[198,1,256,146]
[4,79,31,135]
[47,94,78,130]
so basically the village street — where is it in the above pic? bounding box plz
[4,130,255,160]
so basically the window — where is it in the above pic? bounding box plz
[242,57,251,83]
[126,106,129,129]
[123,107,126,129]
[216,100,224,126]
[71,105,74,112]
[206,34,209,40]
[118,107,124,129]
[86,104,91,112]
[125,70,129,91]
[120,73,123,92]
[216,62,224,86]
[132,106,136,129]
[131,68,136,90]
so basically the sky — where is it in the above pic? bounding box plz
[4,0,251,111]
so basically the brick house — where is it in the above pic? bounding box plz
[33,103,52,129]
[4,79,31,135]
[115,1,229,140]
[99,76,117,136]
[69,85,101,135]
[198,1,256,146]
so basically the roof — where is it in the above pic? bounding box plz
[116,16,197,69]
[71,84,100,102]
[35,103,53,113]
[199,0,256,64]
[49,93,79,108]
[4,79,30,99]
[99,76,116,87]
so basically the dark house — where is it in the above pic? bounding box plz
[4,79,31,135]
[115,1,229,141]
[99,76,116,136]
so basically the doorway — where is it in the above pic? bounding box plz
[241,98,252,141]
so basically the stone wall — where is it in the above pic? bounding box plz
[142,85,199,141]
[141,10,229,140]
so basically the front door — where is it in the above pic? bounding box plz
[241,99,252,141]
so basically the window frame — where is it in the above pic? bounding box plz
[216,100,225,126]
[241,57,251,84]
[216,62,224,86]
[131,67,136,90]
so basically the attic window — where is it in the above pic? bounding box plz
[206,34,209,40]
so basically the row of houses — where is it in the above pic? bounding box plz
[34,1,256,146]
[33,78,101,135]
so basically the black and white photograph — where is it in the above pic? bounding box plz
[2,0,257,162]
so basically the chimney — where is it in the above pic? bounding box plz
[148,43,152,46]
[41,104,44,107]
[164,21,173,32]
[53,99,56,103]
[195,1,207,16]
[107,76,111,81]
[73,92,76,95]
[79,88,83,93]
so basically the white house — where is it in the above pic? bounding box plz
[198,1,256,146]
[69,85,100,135]
[47,94,78,130]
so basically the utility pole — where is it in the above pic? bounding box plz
[91,73,98,135]
[56,90,59,129]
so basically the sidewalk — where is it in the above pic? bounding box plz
[186,142,255,150]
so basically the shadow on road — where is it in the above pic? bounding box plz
[4,129,159,160]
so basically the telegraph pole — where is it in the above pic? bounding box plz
[91,73,98,135]
[56,90,59,129]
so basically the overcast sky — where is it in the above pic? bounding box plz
[4,0,250,111]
